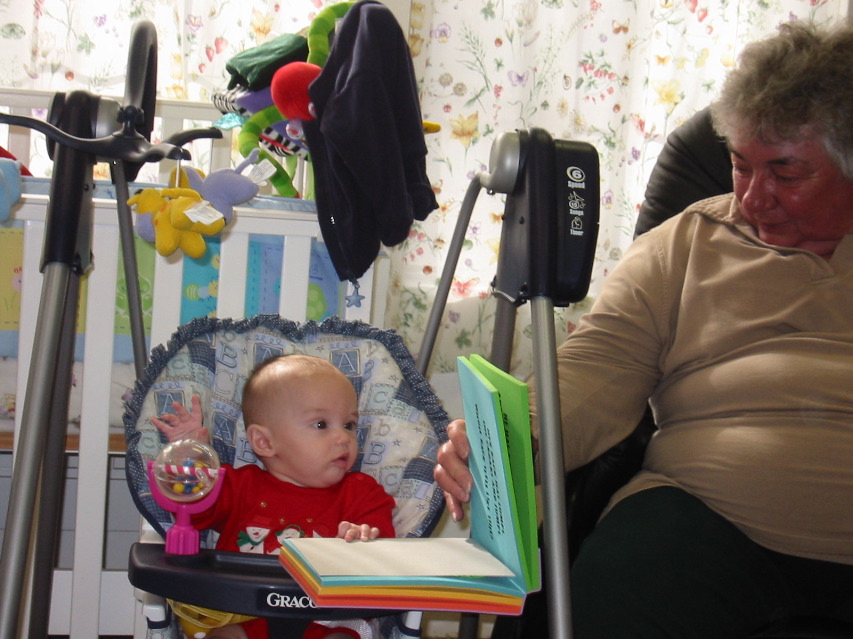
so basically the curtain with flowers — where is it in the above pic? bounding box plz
[399,0,845,378]
[0,0,845,378]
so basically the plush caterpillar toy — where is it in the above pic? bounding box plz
[237,104,302,198]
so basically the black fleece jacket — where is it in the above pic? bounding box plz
[305,0,438,281]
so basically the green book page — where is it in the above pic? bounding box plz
[466,354,539,591]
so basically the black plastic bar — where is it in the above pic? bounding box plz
[492,130,533,306]
[128,543,393,626]
[552,140,599,306]
[120,20,158,182]
[524,128,558,300]
[42,91,98,272]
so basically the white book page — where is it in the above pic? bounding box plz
[286,537,515,577]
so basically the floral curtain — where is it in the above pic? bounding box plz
[398,0,845,377]
[0,0,845,378]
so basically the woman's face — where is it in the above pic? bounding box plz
[729,133,853,259]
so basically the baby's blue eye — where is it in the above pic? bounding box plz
[313,420,328,430]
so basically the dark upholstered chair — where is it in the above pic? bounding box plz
[632,106,732,237]
[491,108,853,639]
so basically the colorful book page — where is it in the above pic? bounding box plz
[283,537,514,579]
[464,354,539,590]
[457,355,526,585]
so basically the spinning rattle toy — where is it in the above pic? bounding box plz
[147,439,226,555]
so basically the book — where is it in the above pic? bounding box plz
[278,353,540,615]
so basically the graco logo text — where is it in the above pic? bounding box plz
[266,593,317,608]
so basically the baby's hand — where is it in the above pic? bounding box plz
[151,395,209,443]
[337,521,380,542]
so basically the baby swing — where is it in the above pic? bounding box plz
[0,10,448,639]
[126,127,600,639]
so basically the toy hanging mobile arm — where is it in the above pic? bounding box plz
[0,20,220,639]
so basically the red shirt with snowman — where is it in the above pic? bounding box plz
[192,463,395,553]
[190,463,396,639]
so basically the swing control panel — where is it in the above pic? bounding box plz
[491,128,600,307]
[553,138,600,305]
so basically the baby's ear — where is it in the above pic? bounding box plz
[247,424,274,458]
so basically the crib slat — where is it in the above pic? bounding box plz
[280,234,312,322]
[70,221,119,639]
[155,97,234,182]
[371,255,391,328]
[208,136,234,177]
[217,230,250,320]
[3,89,52,168]
[7,109,32,170]
[150,252,184,348]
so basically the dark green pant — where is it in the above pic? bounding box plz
[570,486,853,638]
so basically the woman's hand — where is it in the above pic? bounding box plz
[434,419,474,522]
[338,521,381,542]
[151,394,209,443]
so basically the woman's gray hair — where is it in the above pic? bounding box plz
[710,20,853,178]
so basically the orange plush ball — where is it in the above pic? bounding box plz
[270,61,322,121]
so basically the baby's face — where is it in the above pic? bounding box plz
[261,366,359,488]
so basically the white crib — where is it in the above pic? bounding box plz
[0,88,390,638]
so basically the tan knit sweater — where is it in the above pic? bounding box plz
[532,193,853,565]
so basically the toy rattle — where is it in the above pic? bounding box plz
[148,439,226,555]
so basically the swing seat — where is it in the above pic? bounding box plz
[125,314,450,638]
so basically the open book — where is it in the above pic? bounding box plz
[278,354,540,614]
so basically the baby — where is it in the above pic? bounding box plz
[153,354,395,639]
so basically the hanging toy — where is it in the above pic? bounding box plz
[270,61,321,122]
[128,186,225,259]
[130,151,263,259]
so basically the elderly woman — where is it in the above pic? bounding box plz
[435,20,853,637]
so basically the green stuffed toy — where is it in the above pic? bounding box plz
[221,2,355,198]
[237,105,300,198]
[306,2,355,67]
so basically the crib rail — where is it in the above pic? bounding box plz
[0,87,389,638]
[1,88,236,185]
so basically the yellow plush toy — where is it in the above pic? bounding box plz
[128,187,226,259]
